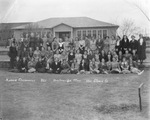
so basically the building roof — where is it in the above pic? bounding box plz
[12,17,119,29]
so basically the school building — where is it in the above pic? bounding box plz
[12,17,119,41]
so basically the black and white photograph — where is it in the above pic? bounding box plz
[0,0,149,119]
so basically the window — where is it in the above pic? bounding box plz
[77,30,81,38]
[98,30,102,38]
[103,30,107,39]
[87,30,91,37]
[82,30,86,39]
[93,30,96,38]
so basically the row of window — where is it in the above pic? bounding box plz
[76,29,108,39]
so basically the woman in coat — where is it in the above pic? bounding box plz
[137,34,146,64]
[121,35,130,54]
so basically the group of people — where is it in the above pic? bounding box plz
[8,32,146,75]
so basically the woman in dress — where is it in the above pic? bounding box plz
[109,35,116,52]
[79,59,88,74]
[90,36,97,53]
[129,35,138,54]
[75,49,82,64]
[23,33,30,49]
[79,38,85,54]
[60,59,71,74]
[51,37,59,53]
[68,49,75,66]
[99,50,107,62]
[111,57,121,74]
[121,35,130,54]
[99,58,108,74]
[106,54,112,73]
[103,36,110,54]
[58,38,64,54]
[54,50,61,61]
[129,57,144,75]
[42,34,48,50]
[115,36,122,55]
[33,46,41,62]
[120,57,130,74]
[28,57,36,73]
[74,37,80,51]
[71,59,79,74]
[96,35,104,53]
[28,47,34,61]
[137,34,146,64]
[89,58,100,74]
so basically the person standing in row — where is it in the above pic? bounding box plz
[29,33,36,50]
[137,34,146,64]
[129,35,138,54]
[8,43,17,69]
[121,35,130,54]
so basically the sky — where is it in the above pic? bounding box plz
[0,0,150,35]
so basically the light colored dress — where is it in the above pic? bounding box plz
[103,39,110,54]
[42,37,48,49]
[90,40,97,51]
[109,39,116,52]
[75,53,82,64]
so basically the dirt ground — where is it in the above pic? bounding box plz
[0,69,149,120]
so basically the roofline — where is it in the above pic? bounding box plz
[12,25,119,30]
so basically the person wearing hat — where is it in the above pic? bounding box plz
[129,35,138,54]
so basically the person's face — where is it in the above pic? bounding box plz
[24,48,26,51]
[29,47,32,51]
[41,47,44,51]
[124,35,127,39]
[36,47,39,50]
[131,36,135,40]
[59,38,62,42]
[92,58,95,62]
[48,47,51,50]
[139,34,143,38]
[55,58,58,62]
[77,50,79,54]
[26,34,28,37]
[31,33,34,37]
[112,58,115,62]
[102,59,105,62]
[84,51,87,54]
[125,50,128,54]
[82,59,84,63]
[74,59,77,63]
[12,43,14,47]
[23,57,26,61]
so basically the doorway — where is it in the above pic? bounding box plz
[59,32,70,41]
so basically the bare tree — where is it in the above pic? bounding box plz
[24,23,44,36]
[125,0,150,22]
[118,18,142,37]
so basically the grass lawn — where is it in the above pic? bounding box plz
[0,69,149,120]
